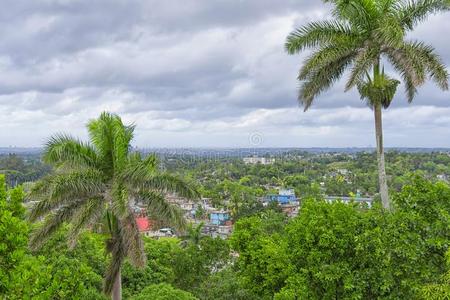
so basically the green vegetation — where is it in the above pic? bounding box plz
[4,169,449,299]
[286,0,449,209]
[231,177,450,299]
[0,153,51,186]
[131,283,197,300]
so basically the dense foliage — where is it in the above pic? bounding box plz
[131,283,197,300]
[1,160,450,299]
[230,176,450,299]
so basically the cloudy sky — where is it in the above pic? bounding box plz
[1,0,449,148]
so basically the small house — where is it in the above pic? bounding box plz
[210,210,230,225]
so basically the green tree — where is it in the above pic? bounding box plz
[285,0,449,209]
[394,175,450,274]
[196,267,258,300]
[122,238,180,298]
[182,222,205,247]
[230,211,290,298]
[232,196,448,299]
[420,250,450,299]
[0,175,28,295]
[172,236,230,293]
[9,255,106,300]
[27,112,199,300]
[131,283,197,300]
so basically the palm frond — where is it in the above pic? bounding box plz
[346,46,378,91]
[110,183,129,220]
[29,200,87,251]
[388,42,428,84]
[326,0,379,29]
[122,154,158,181]
[404,41,449,90]
[285,20,355,54]
[373,15,405,48]
[43,134,99,168]
[67,197,105,249]
[28,169,105,222]
[120,211,146,268]
[384,41,447,102]
[298,53,354,110]
[404,75,418,102]
[299,43,358,80]
[124,170,200,200]
[397,0,450,31]
[137,190,187,231]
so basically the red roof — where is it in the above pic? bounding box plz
[136,216,152,232]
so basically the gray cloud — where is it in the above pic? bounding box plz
[0,1,449,147]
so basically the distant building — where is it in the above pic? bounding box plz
[202,224,233,239]
[136,215,156,237]
[210,210,231,225]
[325,196,373,208]
[437,174,448,182]
[135,214,175,238]
[165,193,198,220]
[265,188,297,205]
[243,157,275,165]
[337,168,350,175]
[280,204,299,218]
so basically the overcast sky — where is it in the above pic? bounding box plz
[0,0,449,148]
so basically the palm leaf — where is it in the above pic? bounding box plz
[137,190,187,231]
[28,169,104,222]
[67,197,105,248]
[397,0,450,31]
[285,20,355,54]
[29,199,87,251]
[299,54,354,110]
[43,134,99,169]
[120,211,146,268]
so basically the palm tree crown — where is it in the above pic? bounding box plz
[285,0,449,110]
[28,112,199,297]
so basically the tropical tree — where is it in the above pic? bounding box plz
[27,112,199,300]
[285,0,449,209]
[182,222,205,247]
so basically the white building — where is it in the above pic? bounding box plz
[325,196,373,208]
[243,157,275,165]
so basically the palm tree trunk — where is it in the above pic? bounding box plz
[374,103,390,210]
[112,268,121,300]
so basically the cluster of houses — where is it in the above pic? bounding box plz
[133,195,233,239]
[134,185,374,240]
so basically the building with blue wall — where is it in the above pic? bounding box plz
[210,210,230,225]
[265,188,297,205]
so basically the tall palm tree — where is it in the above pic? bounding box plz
[27,112,199,300]
[285,0,449,209]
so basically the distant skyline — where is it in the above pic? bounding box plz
[1,1,449,147]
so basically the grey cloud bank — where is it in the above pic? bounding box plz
[0,0,449,147]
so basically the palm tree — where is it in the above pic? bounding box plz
[181,222,205,247]
[27,112,199,300]
[285,0,449,209]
